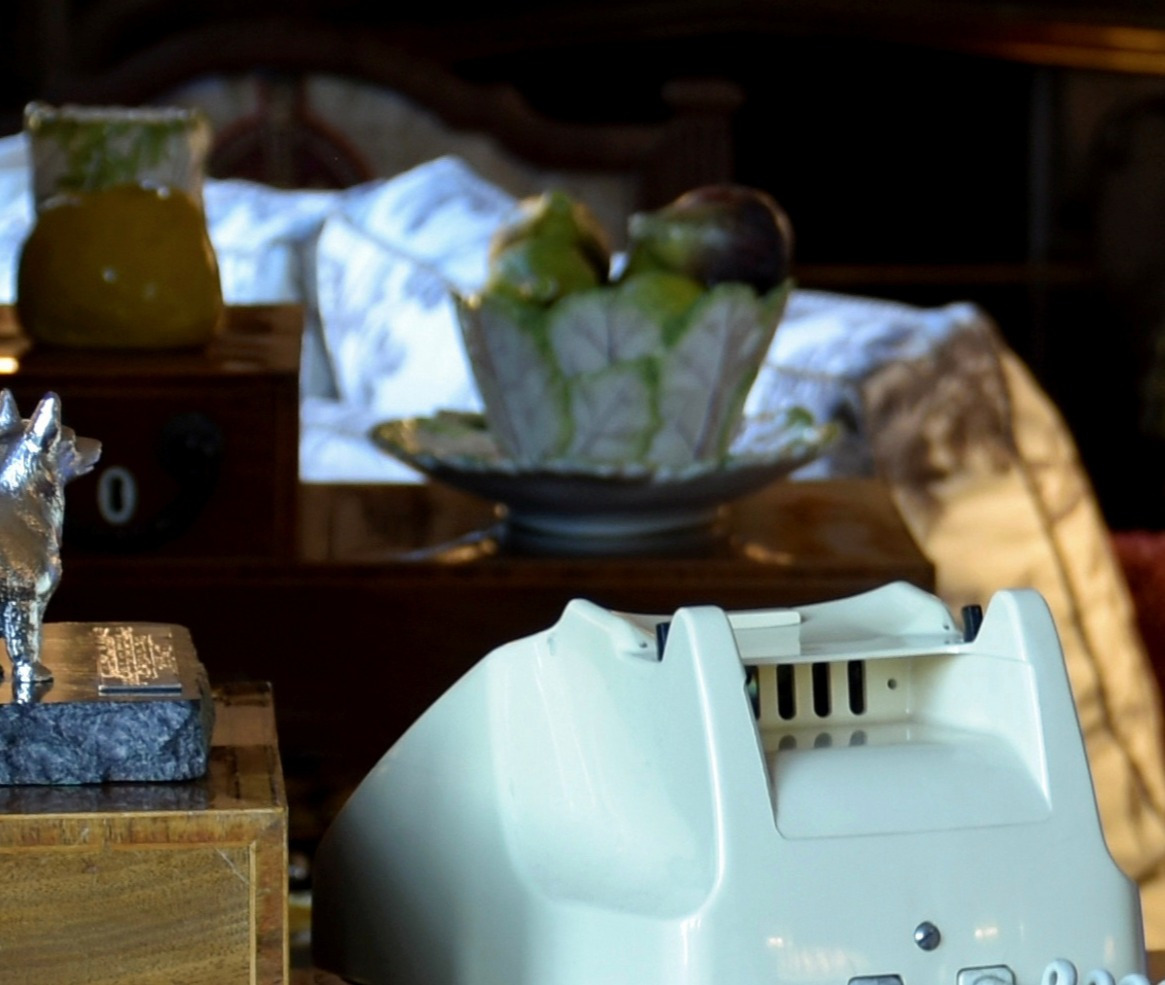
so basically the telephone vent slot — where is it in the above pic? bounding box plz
[847,659,867,714]
[811,662,831,716]
[776,664,796,720]
[758,659,875,731]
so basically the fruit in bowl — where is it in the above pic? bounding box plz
[456,185,794,469]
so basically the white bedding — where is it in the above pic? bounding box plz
[0,135,983,485]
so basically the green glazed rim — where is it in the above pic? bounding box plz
[23,102,212,206]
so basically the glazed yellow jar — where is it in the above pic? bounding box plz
[16,103,224,349]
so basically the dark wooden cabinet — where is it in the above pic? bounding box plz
[0,305,301,560]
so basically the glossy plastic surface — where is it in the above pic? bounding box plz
[313,582,1145,985]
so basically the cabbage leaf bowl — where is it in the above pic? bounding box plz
[455,276,795,470]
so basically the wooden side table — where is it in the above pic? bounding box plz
[44,479,932,795]
[0,683,287,985]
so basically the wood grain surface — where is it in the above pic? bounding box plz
[0,682,287,984]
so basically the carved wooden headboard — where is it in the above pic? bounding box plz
[38,16,741,218]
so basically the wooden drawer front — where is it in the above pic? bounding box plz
[37,383,298,559]
[1,305,301,560]
[0,842,258,984]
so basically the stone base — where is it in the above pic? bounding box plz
[0,622,214,785]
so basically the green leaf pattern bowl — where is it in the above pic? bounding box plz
[373,268,836,543]
[456,278,793,468]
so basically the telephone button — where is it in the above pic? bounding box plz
[958,965,1016,985]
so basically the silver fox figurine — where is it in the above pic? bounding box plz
[0,391,100,687]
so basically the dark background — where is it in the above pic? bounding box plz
[5,1,1165,526]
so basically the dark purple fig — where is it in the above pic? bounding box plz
[624,185,793,293]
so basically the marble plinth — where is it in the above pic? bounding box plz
[0,622,214,785]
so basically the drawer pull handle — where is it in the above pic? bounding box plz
[96,466,137,526]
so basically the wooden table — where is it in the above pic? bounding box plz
[295,476,933,597]
[0,683,287,985]
[43,477,930,839]
[53,477,930,758]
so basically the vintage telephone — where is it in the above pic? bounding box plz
[312,582,1149,985]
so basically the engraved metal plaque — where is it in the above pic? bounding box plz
[94,625,183,694]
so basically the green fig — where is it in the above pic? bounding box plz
[624,185,793,293]
[486,237,603,304]
[489,190,611,283]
